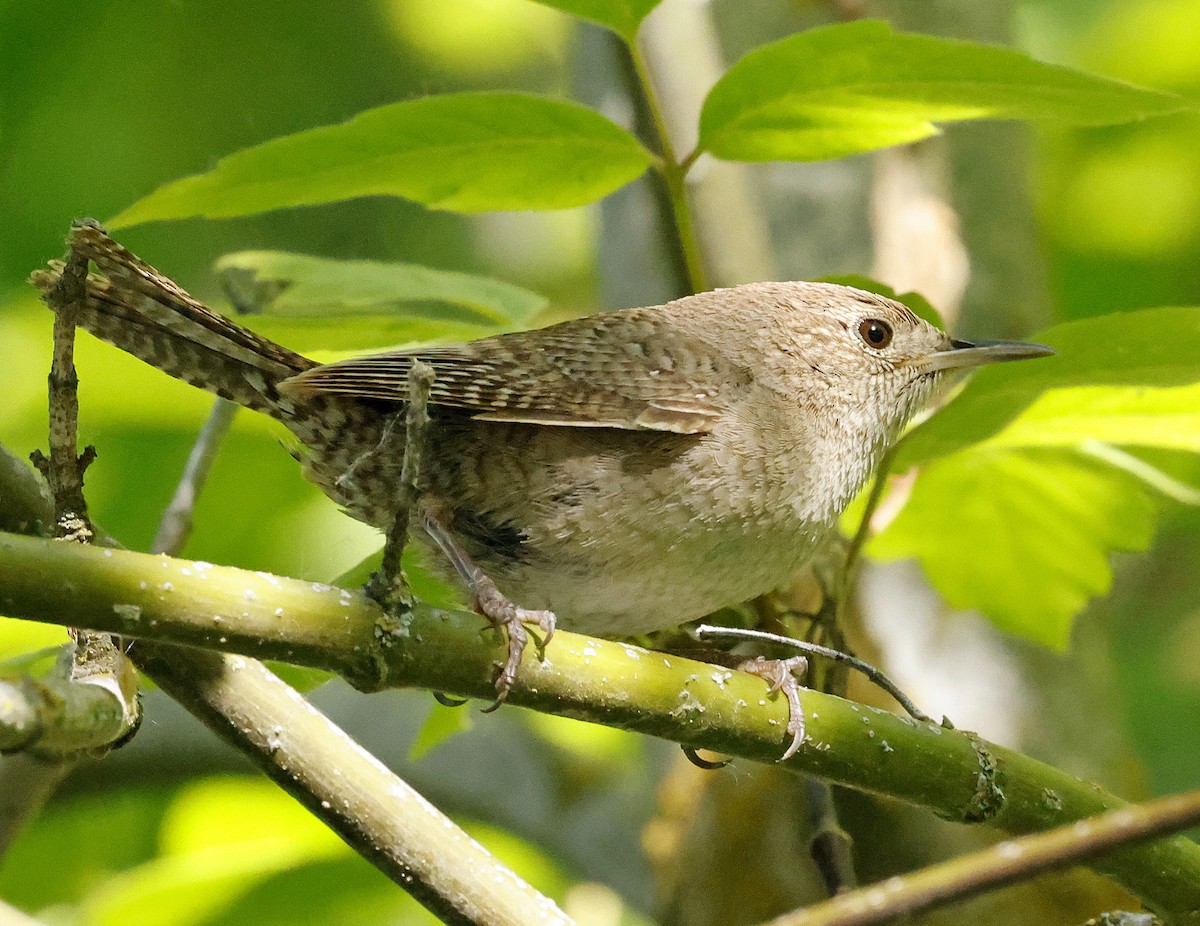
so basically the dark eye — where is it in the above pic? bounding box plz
[858,319,893,349]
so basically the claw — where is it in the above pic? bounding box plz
[681,745,730,770]
[419,507,556,710]
[739,655,809,761]
[473,575,556,710]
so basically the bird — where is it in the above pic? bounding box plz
[32,223,1052,751]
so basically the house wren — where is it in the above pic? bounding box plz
[33,225,1051,710]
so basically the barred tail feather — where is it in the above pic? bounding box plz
[29,224,315,419]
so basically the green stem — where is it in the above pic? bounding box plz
[678,145,701,175]
[0,448,566,926]
[628,42,709,294]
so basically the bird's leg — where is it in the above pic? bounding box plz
[419,506,555,710]
[737,654,809,761]
[644,628,811,763]
[357,364,434,691]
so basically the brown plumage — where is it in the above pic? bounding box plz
[32,224,1051,644]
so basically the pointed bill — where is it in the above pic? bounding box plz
[926,339,1055,372]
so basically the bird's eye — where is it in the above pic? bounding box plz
[858,319,893,349]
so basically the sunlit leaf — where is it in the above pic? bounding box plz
[1045,128,1200,259]
[699,19,1188,162]
[981,382,1200,453]
[203,857,426,926]
[215,251,546,325]
[529,0,661,41]
[200,821,575,926]
[110,94,653,227]
[897,307,1200,468]
[524,711,642,765]
[875,308,1200,643]
[870,448,1158,648]
[266,663,334,693]
[0,617,64,664]
[159,778,344,858]
[1081,0,1200,90]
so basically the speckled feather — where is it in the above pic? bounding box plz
[281,310,754,434]
[31,225,957,635]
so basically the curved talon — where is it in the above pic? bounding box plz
[682,745,730,770]
[531,611,555,655]
[739,655,809,762]
[481,615,527,713]
[475,591,557,712]
[433,691,469,708]
[421,514,557,712]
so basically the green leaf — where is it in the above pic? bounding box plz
[981,381,1200,454]
[530,0,661,40]
[877,308,1200,645]
[897,307,1200,468]
[699,19,1189,162]
[109,93,653,228]
[201,857,428,926]
[216,251,546,326]
[0,616,65,664]
[870,448,1158,648]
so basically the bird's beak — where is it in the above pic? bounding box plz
[925,338,1055,372]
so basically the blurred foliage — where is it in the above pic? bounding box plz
[2,1,1200,924]
[215,250,546,323]
[1023,0,1200,317]
[0,776,584,926]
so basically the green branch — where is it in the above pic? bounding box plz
[0,651,136,756]
[0,531,1198,921]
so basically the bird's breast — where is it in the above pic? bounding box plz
[436,420,831,635]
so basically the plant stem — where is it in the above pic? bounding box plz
[760,790,1200,926]
[629,41,709,294]
[836,443,900,623]
[0,443,570,926]
[152,398,238,556]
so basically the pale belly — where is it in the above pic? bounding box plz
[492,521,827,636]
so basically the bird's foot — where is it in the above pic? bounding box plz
[473,575,556,711]
[738,654,809,761]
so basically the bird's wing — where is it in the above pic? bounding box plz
[279,308,751,434]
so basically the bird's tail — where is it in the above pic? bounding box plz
[29,222,315,419]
